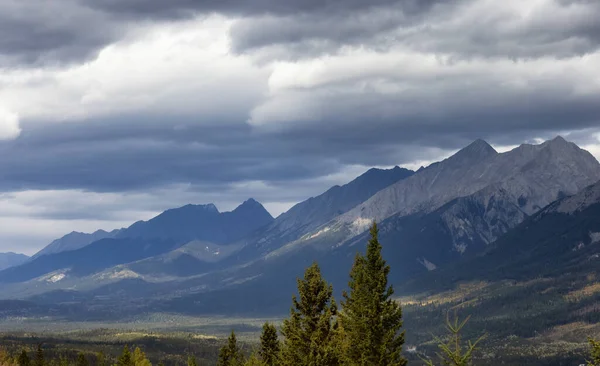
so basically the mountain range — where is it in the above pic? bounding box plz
[1,136,599,320]
[0,252,29,271]
[0,199,274,284]
[33,229,121,258]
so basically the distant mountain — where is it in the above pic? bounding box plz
[400,178,600,293]
[232,166,414,259]
[0,199,273,284]
[3,137,600,319]
[145,137,600,315]
[0,253,29,271]
[294,136,600,250]
[118,199,273,244]
[119,166,414,278]
[33,229,121,258]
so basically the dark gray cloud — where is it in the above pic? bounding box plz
[82,0,448,19]
[230,0,600,60]
[0,0,456,66]
[0,1,120,66]
[0,0,599,194]
[2,83,599,195]
[4,0,600,66]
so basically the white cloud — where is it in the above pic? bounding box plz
[248,45,600,127]
[0,15,268,124]
[0,107,21,140]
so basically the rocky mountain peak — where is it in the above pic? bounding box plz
[232,198,273,218]
[448,139,498,165]
[238,198,260,207]
[202,203,219,213]
[540,135,574,151]
[462,139,497,156]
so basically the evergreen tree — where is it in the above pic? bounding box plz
[217,331,244,366]
[34,344,45,366]
[18,350,30,366]
[420,312,486,366]
[118,346,133,366]
[76,353,89,366]
[243,353,261,366]
[187,355,197,366]
[259,322,280,366]
[280,262,339,366]
[340,222,407,366]
[588,338,600,366]
[96,352,106,366]
[132,348,151,366]
[158,361,165,366]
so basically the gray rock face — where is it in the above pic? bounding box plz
[438,186,528,252]
[33,229,121,258]
[327,136,600,242]
[548,180,600,214]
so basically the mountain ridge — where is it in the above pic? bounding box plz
[0,253,29,271]
[33,229,122,258]
[315,136,600,246]
[0,199,274,284]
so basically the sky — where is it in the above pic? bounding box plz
[1,0,600,255]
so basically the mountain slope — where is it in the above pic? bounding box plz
[232,166,414,259]
[33,229,121,258]
[152,187,531,315]
[139,137,600,314]
[401,179,600,293]
[299,136,600,248]
[0,199,273,284]
[121,166,414,278]
[0,253,29,271]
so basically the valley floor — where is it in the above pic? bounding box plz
[0,301,596,366]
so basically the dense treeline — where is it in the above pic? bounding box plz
[2,222,599,365]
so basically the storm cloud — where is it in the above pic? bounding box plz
[0,0,600,253]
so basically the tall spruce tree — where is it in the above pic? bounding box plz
[280,262,339,366]
[118,346,133,366]
[133,348,151,366]
[259,322,280,366]
[217,331,244,366]
[34,344,44,366]
[18,350,30,366]
[340,222,407,366]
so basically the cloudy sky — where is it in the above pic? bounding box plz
[1,0,600,254]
